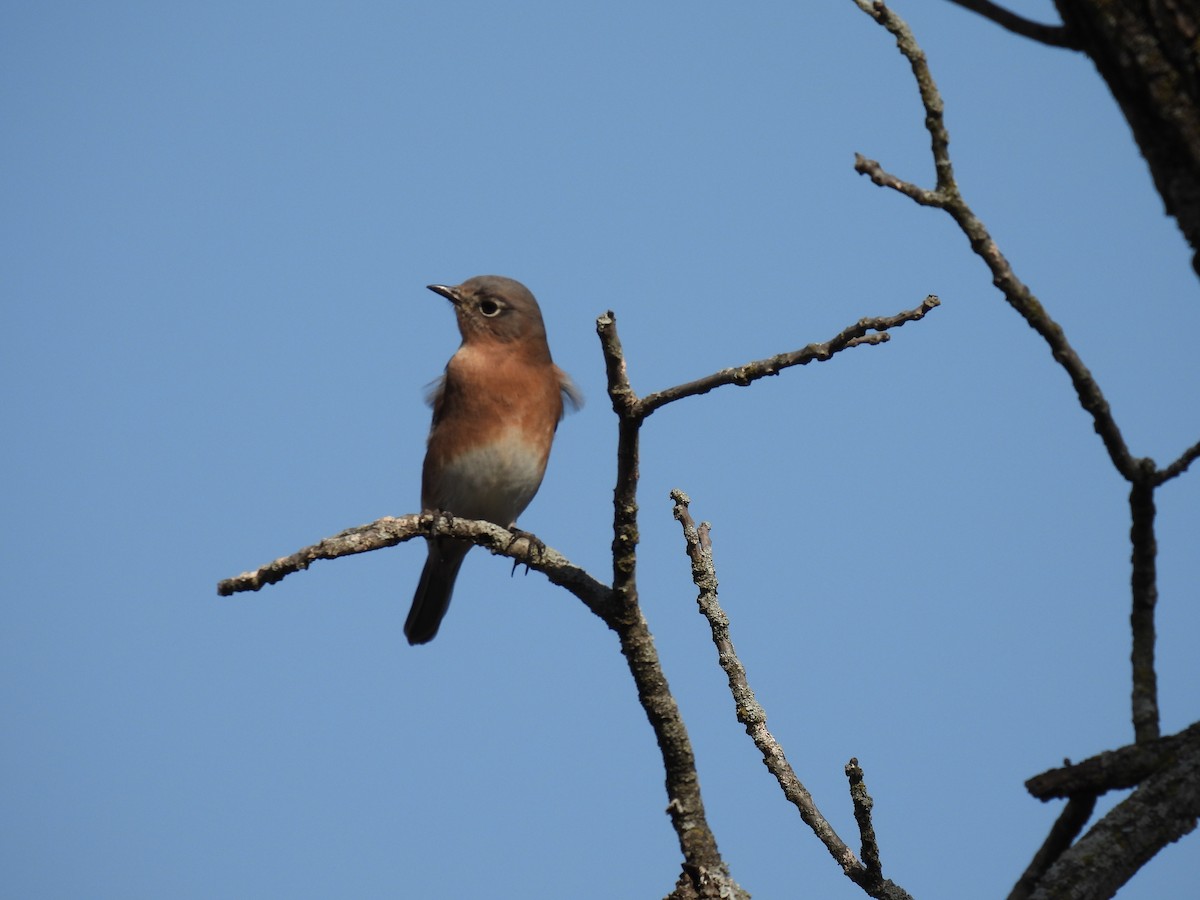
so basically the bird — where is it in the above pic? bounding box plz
[405,275,580,645]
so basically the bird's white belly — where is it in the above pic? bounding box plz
[431,428,547,526]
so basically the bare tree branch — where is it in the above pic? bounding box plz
[216,514,616,620]
[596,302,938,898]
[1129,475,1161,743]
[1155,437,1200,485]
[1008,795,1097,900]
[846,758,883,880]
[1016,725,1200,898]
[943,0,1081,49]
[639,296,939,415]
[1053,0,1200,276]
[596,315,745,900]
[671,490,913,900]
[1026,722,1200,800]
[595,310,639,418]
[856,1,956,192]
[1028,730,1200,899]
[852,0,1141,482]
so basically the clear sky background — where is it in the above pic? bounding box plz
[3,2,1198,898]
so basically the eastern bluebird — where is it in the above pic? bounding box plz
[405,275,581,645]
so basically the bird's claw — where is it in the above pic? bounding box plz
[421,509,456,536]
[505,526,545,576]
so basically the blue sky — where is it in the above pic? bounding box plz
[3,2,1198,897]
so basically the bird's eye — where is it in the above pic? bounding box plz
[479,299,502,317]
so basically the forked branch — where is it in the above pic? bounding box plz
[671,490,913,900]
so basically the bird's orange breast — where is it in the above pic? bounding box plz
[421,341,564,526]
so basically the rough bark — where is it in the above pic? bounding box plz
[1054,0,1200,277]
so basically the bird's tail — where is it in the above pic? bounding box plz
[405,540,470,645]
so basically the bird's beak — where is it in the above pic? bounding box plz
[426,284,460,305]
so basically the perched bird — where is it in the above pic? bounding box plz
[405,276,580,645]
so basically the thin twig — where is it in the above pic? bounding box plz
[596,312,643,608]
[855,1,955,191]
[846,758,883,879]
[943,0,1081,49]
[1155,438,1200,485]
[671,490,913,900]
[639,295,940,416]
[218,516,423,594]
[596,310,640,420]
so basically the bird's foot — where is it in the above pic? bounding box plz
[505,526,545,576]
[421,508,456,536]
